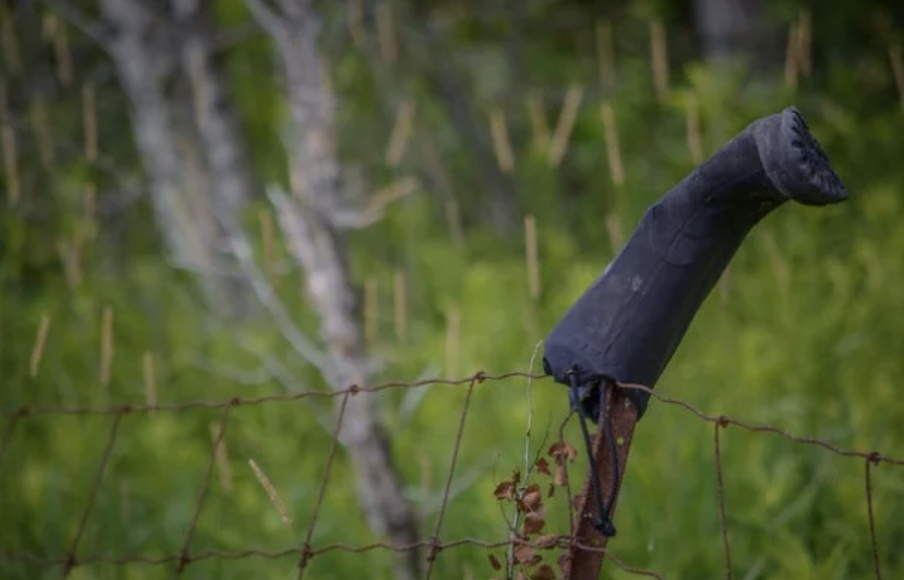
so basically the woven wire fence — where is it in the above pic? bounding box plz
[1,371,901,580]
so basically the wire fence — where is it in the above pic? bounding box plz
[1,370,901,580]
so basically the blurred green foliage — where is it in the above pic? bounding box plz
[2,1,904,579]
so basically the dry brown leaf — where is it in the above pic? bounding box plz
[535,457,551,476]
[494,481,515,501]
[488,553,502,571]
[554,463,567,486]
[521,484,543,512]
[535,534,559,549]
[530,564,557,580]
[562,443,578,462]
[547,482,556,498]
[514,545,535,564]
[548,441,577,463]
[522,512,545,535]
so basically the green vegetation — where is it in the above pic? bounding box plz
[2,1,904,579]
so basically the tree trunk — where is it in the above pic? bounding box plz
[243,1,421,578]
[174,0,257,219]
[96,0,185,258]
[97,0,253,319]
[422,59,521,234]
[692,0,782,73]
[413,22,520,234]
[173,0,258,318]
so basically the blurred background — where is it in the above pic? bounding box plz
[2,0,904,578]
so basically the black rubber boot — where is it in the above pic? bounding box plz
[543,106,848,421]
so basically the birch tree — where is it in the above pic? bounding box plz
[65,0,257,318]
[240,1,421,578]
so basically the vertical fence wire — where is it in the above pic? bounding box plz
[176,405,233,574]
[298,392,352,579]
[62,410,126,578]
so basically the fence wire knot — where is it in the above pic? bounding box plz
[61,553,76,577]
[175,549,191,573]
[297,544,314,573]
[426,539,442,563]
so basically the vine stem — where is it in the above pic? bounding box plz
[506,341,543,579]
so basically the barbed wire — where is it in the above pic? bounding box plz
[1,371,901,580]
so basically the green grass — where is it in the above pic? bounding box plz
[4,13,904,579]
[4,200,904,579]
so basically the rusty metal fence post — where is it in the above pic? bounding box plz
[562,385,638,580]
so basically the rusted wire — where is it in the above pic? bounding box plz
[62,410,126,578]
[572,544,667,580]
[713,419,731,580]
[175,405,233,574]
[0,537,644,568]
[865,453,883,580]
[617,382,904,467]
[0,372,901,580]
[0,372,540,418]
[0,412,21,475]
[424,372,481,579]
[298,392,351,579]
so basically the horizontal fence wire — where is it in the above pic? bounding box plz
[0,371,901,580]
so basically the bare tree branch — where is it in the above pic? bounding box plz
[256,354,333,431]
[241,0,286,38]
[214,21,263,51]
[192,357,273,385]
[247,3,422,576]
[234,338,335,433]
[171,0,260,317]
[227,229,330,375]
[171,258,300,279]
[43,0,109,48]
[130,0,171,23]
[94,0,192,274]
[191,335,335,434]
